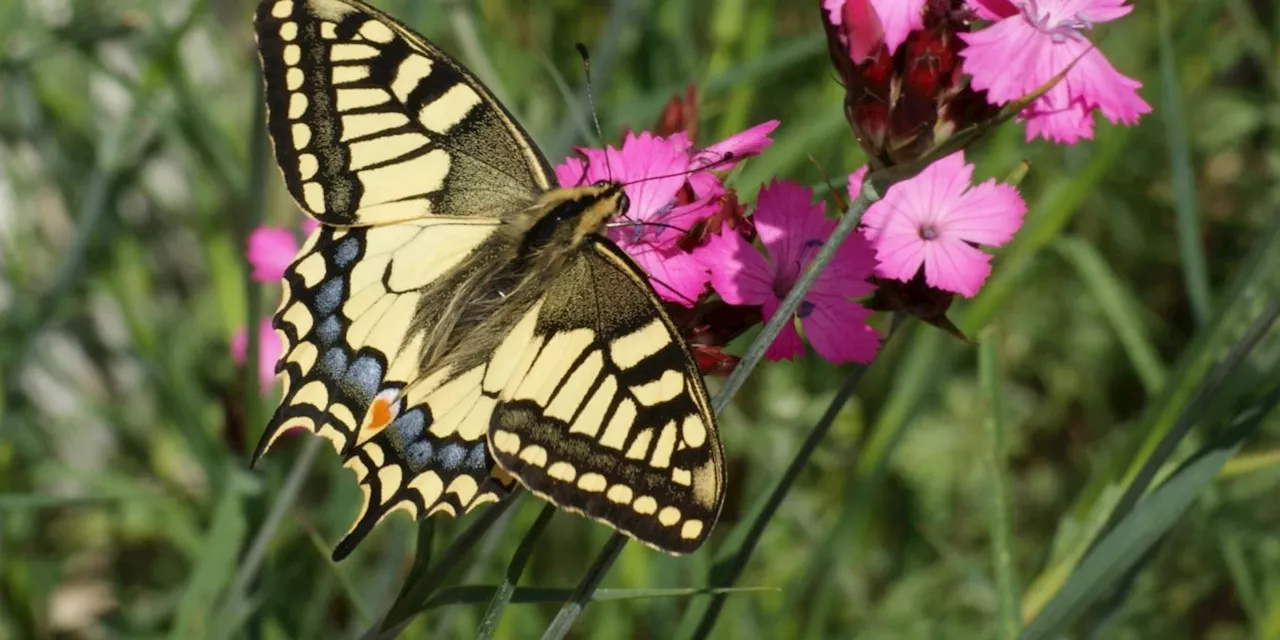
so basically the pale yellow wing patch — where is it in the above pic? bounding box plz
[255,0,555,226]
[487,242,725,554]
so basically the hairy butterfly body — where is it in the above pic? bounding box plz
[253,0,725,560]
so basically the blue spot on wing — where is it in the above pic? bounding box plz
[437,443,465,470]
[333,236,360,268]
[316,315,342,345]
[406,440,434,468]
[321,348,348,378]
[315,278,344,315]
[341,355,384,404]
[388,409,426,447]
[465,443,487,470]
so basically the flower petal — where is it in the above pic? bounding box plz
[247,226,300,283]
[702,229,777,307]
[921,236,993,297]
[761,297,805,361]
[800,296,880,364]
[697,120,779,168]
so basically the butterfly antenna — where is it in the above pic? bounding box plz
[575,42,613,183]
[620,151,736,189]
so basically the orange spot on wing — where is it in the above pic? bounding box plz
[367,398,393,431]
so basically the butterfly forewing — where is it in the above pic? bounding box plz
[255,0,553,225]
[487,241,726,553]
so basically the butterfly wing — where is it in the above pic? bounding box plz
[486,239,726,554]
[260,219,522,559]
[255,0,554,226]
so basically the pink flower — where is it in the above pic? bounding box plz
[854,152,1027,297]
[960,0,1152,143]
[824,0,925,57]
[704,180,880,364]
[555,122,777,305]
[231,318,282,394]
[247,219,317,283]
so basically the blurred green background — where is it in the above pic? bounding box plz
[3,0,1280,638]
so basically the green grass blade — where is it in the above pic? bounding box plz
[475,504,556,639]
[686,364,870,640]
[425,585,776,608]
[1155,0,1212,326]
[979,327,1021,640]
[1054,237,1167,393]
[1019,384,1280,639]
[541,533,630,640]
[170,467,253,639]
[363,495,519,640]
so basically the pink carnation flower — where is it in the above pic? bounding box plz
[960,0,1152,143]
[555,121,777,306]
[823,0,925,57]
[704,180,880,364]
[231,318,282,394]
[246,218,317,283]
[853,152,1027,297]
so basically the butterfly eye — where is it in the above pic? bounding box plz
[617,192,631,215]
[593,179,610,188]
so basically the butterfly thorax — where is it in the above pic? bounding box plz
[413,182,629,375]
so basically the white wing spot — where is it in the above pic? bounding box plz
[545,351,603,422]
[288,93,308,119]
[681,519,704,540]
[518,445,548,467]
[330,43,380,62]
[658,506,681,527]
[359,20,396,43]
[332,64,371,85]
[595,393,633,449]
[492,429,521,454]
[681,414,707,448]
[611,319,668,369]
[271,1,293,19]
[285,67,304,90]
[377,466,403,505]
[336,88,387,112]
[303,182,326,213]
[547,461,576,482]
[419,84,482,134]
[278,22,298,41]
[606,484,633,504]
[298,153,318,180]
[633,496,658,515]
[392,55,433,103]
[291,122,311,149]
[577,473,607,493]
[283,43,301,65]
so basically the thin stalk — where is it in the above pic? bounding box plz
[979,328,1021,639]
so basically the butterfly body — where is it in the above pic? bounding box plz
[253,0,724,560]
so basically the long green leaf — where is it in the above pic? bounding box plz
[1019,384,1280,639]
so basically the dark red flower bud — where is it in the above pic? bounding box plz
[821,0,1000,167]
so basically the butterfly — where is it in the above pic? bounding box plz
[252,0,726,560]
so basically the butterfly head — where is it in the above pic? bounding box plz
[519,181,629,256]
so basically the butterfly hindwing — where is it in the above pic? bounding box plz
[255,0,553,225]
[260,220,518,559]
[486,240,726,554]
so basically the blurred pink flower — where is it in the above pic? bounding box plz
[231,318,282,394]
[705,180,880,364]
[555,122,777,305]
[853,152,1026,297]
[960,0,1151,143]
